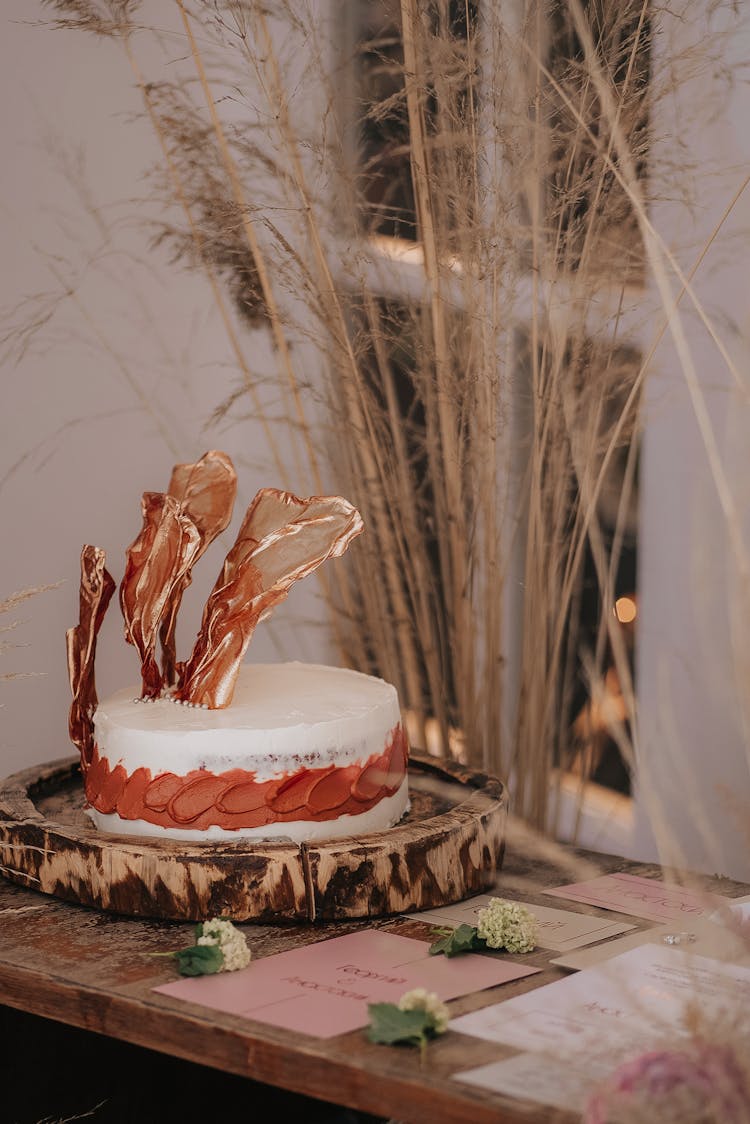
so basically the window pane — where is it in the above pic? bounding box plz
[354,0,478,244]
[515,329,641,796]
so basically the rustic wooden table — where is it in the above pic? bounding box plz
[1,842,746,1124]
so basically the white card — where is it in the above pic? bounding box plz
[710,894,750,923]
[450,943,750,1063]
[406,895,635,951]
[455,1051,610,1114]
[552,916,750,972]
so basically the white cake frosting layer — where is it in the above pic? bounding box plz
[87,779,410,842]
[93,661,402,782]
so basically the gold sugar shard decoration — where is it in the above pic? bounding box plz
[177,488,364,709]
[120,491,202,698]
[66,545,116,767]
[67,452,363,739]
[159,450,237,686]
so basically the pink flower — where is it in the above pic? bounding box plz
[584,1041,750,1124]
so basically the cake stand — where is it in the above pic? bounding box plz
[0,754,506,922]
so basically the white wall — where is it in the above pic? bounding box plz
[0,2,335,778]
[635,3,750,879]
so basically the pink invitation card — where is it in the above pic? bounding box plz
[155,928,540,1038]
[544,872,725,924]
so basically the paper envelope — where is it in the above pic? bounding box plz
[406,895,635,952]
[551,916,750,972]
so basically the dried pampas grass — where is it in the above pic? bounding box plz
[28,0,744,841]
[0,585,60,683]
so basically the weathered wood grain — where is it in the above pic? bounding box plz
[0,857,586,1124]
[2,849,747,1124]
[0,758,308,922]
[0,755,506,923]
[305,778,506,921]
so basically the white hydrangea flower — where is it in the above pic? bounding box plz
[398,987,450,1034]
[197,918,251,972]
[476,898,538,953]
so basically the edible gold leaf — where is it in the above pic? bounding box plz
[120,491,201,698]
[178,489,363,708]
[66,545,116,766]
[159,450,237,685]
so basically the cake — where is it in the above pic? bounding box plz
[85,662,409,841]
[66,451,409,843]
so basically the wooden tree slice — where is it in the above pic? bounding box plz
[0,754,506,923]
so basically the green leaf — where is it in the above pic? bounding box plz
[429,923,486,958]
[428,932,454,957]
[427,926,454,955]
[174,944,224,977]
[366,1003,433,1048]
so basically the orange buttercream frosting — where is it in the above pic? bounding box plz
[85,724,408,832]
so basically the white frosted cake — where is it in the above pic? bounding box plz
[67,454,398,844]
[84,662,409,842]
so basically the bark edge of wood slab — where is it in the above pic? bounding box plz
[0,754,506,923]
